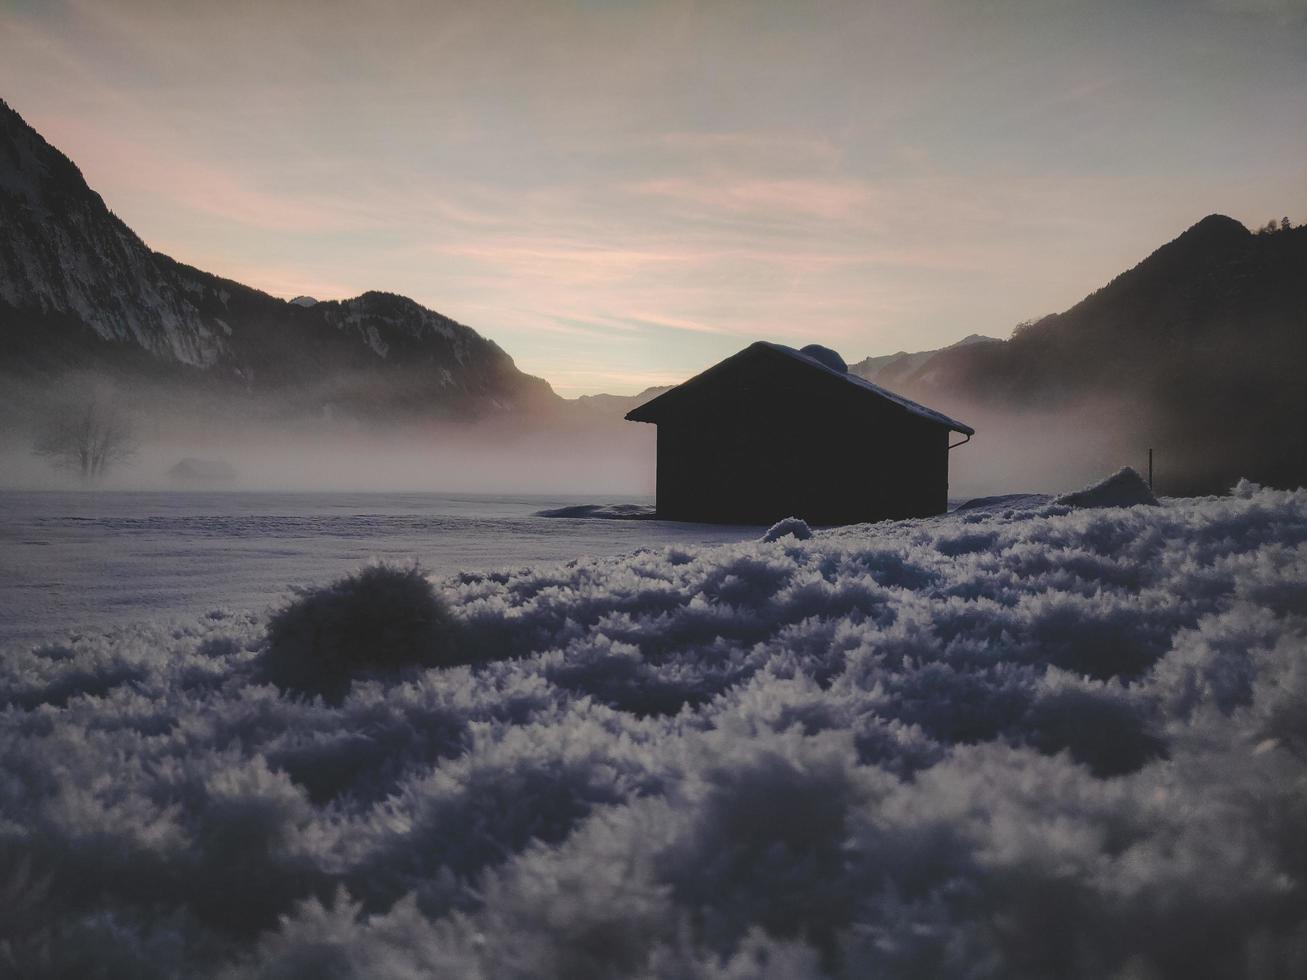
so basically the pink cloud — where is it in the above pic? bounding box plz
[632,176,875,221]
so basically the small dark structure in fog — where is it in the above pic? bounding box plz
[168,458,238,484]
[626,342,974,525]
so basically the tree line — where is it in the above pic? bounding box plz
[1257,217,1293,234]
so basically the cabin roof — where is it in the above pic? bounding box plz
[625,341,976,435]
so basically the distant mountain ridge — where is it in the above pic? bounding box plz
[879,213,1307,492]
[575,216,1307,494]
[0,98,558,422]
[848,333,994,389]
[570,385,673,417]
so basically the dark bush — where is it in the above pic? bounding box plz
[259,564,459,702]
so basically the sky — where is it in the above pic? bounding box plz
[1,0,1304,396]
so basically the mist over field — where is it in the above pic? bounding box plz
[0,374,656,495]
[2,428,654,496]
[920,396,1147,498]
[0,365,1157,500]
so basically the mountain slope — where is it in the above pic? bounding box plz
[0,98,558,422]
[847,333,994,389]
[885,214,1307,493]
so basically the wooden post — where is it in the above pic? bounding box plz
[1148,448,1153,490]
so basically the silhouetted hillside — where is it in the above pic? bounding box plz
[0,98,559,425]
[848,333,993,390]
[888,215,1307,494]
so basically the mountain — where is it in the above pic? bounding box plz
[570,385,673,418]
[0,98,558,424]
[848,333,994,389]
[881,214,1307,493]
[566,211,1307,495]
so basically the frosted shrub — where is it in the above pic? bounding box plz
[260,564,459,702]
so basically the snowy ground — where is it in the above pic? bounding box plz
[0,491,755,646]
[2,482,1306,977]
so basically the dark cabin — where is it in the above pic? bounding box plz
[625,341,974,525]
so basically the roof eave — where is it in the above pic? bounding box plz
[622,340,975,435]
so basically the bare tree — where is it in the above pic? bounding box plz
[33,395,137,482]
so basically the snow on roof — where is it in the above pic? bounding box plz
[760,342,974,435]
[628,341,973,435]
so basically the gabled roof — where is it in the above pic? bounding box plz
[625,341,975,435]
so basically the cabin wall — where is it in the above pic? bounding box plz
[654,398,952,525]
[640,344,961,525]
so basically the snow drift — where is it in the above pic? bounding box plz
[1056,465,1158,508]
[1,486,1306,978]
[534,503,656,520]
[762,516,812,542]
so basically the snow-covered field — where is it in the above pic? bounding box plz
[2,482,1307,977]
[0,491,755,646]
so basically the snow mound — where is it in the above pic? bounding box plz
[288,295,318,307]
[2,486,1307,977]
[535,503,656,520]
[798,343,848,373]
[954,492,1051,512]
[762,516,812,541]
[1057,466,1158,508]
